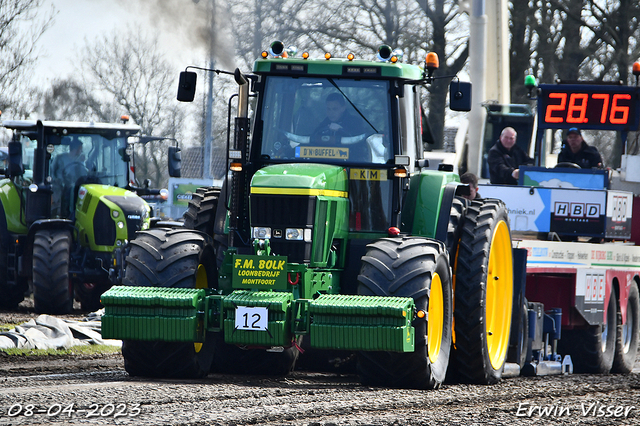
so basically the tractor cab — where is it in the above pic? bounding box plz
[3,120,139,222]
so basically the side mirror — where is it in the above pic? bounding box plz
[8,141,24,177]
[449,81,472,112]
[168,146,181,178]
[177,71,197,102]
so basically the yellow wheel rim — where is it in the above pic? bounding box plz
[486,220,513,370]
[427,272,444,364]
[194,264,208,353]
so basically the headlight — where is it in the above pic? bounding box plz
[112,210,120,218]
[252,227,271,239]
[117,221,125,229]
[286,228,303,240]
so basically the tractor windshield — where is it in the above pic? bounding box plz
[258,76,393,165]
[48,133,129,217]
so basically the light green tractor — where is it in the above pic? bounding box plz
[0,120,179,313]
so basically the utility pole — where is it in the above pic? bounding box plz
[203,0,215,180]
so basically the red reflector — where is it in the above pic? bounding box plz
[355,212,362,231]
[388,227,400,236]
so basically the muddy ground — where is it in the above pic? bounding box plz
[1,302,640,426]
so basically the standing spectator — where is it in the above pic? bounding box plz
[487,127,533,185]
[557,128,603,169]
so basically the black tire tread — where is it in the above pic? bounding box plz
[356,237,452,389]
[121,228,217,379]
[32,230,73,314]
[612,282,640,374]
[450,199,511,384]
[558,286,617,374]
[182,187,221,236]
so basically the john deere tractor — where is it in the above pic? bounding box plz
[0,120,176,313]
[102,42,516,388]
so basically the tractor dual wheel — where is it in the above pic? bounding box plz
[559,286,618,374]
[32,229,74,314]
[357,237,453,389]
[612,281,640,374]
[121,228,218,379]
[450,199,513,385]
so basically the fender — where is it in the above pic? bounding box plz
[0,179,28,234]
[401,170,461,238]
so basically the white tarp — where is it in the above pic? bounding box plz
[0,311,121,350]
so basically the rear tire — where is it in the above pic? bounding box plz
[182,187,220,236]
[76,282,109,312]
[121,228,217,379]
[32,229,73,314]
[356,237,453,389]
[612,282,639,373]
[450,199,513,384]
[507,300,529,370]
[182,187,226,266]
[559,286,617,374]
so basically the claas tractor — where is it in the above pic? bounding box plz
[0,120,178,313]
[102,42,518,389]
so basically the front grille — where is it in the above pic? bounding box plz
[94,201,116,246]
[251,194,315,263]
[251,195,315,227]
[104,195,147,240]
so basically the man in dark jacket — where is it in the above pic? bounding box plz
[557,127,603,169]
[487,127,533,185]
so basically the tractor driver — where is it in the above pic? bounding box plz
[313,93,364,145]
[557,128,603,169]
[51,138,88,217]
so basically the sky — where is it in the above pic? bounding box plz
[33,0,210,86]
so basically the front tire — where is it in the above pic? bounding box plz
[356,237,453,389]
[32,229,73,314]
[121,228,217,379]
[612,282,640,373]
[450,199,513,384]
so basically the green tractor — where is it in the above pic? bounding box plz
[0,119,178,313]
[102,42,516,388]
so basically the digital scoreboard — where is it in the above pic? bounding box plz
[538,84,640,130]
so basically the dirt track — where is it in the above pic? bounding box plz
[1,305,640,426]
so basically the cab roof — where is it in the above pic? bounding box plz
[253,57,424,80]
[1,120,141,137]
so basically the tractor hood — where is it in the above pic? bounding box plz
[75,184,150,252]
[250,163,348,196]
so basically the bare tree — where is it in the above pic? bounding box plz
[228,0,465,150]
[79,29,184,187]
[0,0,55,114]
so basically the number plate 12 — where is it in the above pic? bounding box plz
[235,306,268,331]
